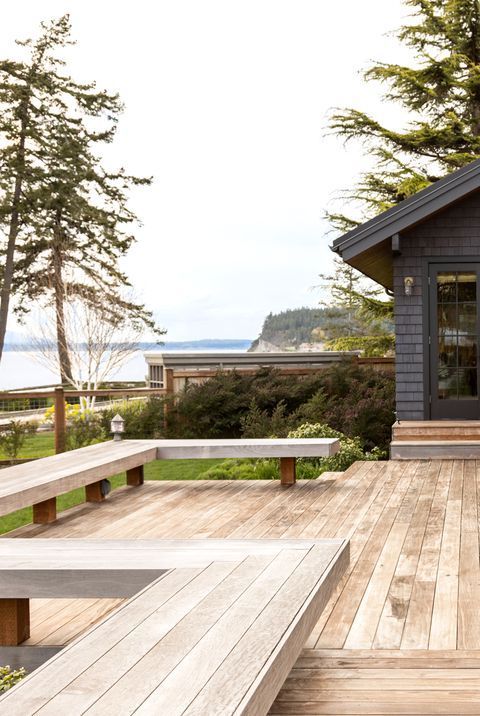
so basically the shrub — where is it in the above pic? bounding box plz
[302,364,395,451]
[167,363,395,452]
[200,458,278,480]
[166,371,253,438]
[240,399,291,438]
[100,398,166,439]
[66,407,106,450]
[0,420,38,460]
[199,422,384,481]
[44,403,105,450]
[0,665,26,692]
[287,422,385,473]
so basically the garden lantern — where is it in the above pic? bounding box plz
[111,414,125,441]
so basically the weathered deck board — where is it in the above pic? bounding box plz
[270,649,480,715]
[0,542,348,715]
[4,459,480,714]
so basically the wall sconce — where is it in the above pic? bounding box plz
[404,276,414,296]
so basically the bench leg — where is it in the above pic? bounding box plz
[85,481,105,503]
[127,465,144,487]
[33,497,57,524]
[280,457,296,486]
[0,599,30,645]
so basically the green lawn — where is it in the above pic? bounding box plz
[0,432,223,535]
[0,431,56,459]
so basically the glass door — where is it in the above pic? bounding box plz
[430,264,480,419]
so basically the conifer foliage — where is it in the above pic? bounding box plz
[0,16,159,380]
[329,0,480,230]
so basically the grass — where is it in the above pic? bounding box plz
[0,431,223,535]
[0,431,56,459]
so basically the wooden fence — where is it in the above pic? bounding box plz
[164,356,396,394]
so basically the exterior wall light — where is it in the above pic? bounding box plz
[111,414,125,441]
[404,276,414,296]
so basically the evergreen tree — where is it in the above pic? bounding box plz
[0,16,160,381]
[328,0,480,231]
[319,258,394,355]
[13,76,157,382]
[0,16,72,364]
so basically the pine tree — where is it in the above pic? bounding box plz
[0,16,160,382]
[0,16,73,364]
[319,257,394,355]
[328,0,480,231]
[13,77,157,382]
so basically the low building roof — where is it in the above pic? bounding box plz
[331,158,480,289]
[144,351,360,370]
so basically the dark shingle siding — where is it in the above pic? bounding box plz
[393,191,480,420]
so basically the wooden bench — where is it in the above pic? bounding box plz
[0,537,344,645]
[0,440,157,524]
[0,538,348,715]
[0,437,339,524]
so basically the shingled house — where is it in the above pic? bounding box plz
[332,159,480,437]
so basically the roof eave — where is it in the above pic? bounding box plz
[331,160,480,260]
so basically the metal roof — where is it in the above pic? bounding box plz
[144,351,360,370]
[331,158,480,289]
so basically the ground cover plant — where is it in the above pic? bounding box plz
[201,422,384,481]
[0,666,25,692]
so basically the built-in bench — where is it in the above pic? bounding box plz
[0,538,349,716]
[0,437,339,524]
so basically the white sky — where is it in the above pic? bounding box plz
[2,0,409,341]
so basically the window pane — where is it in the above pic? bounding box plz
[458,303,477,334]
[436,269,478,402]
[437,273,457,302]
[438,304,457,334]
[439,338,457,367]
[458,368,478,398]
[458,273,477,301]
[458,339,477,367]
[438,368,458,399]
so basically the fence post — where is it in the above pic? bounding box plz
[163,369,174,430]
[165,369,174,396]
[54,387,66,454]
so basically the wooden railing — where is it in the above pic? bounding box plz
[0,387,166,454]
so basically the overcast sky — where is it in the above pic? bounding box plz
[2,0,409,340]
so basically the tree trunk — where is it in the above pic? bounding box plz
[0,104,28,364]
[52,219,73,384]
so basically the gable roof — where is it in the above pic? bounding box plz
[331,158,480,290]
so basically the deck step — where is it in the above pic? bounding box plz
[391,440,480,459]
[392,420,480,442]
[270,649,480,715]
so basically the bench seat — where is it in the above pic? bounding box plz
[0,538,348,716]
[0,537,328,597]
[0,438,340,523]
[0,440,156,520]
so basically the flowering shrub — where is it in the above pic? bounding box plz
[287,422,384,473]
[44,403,105,450]
[0,665,26,692]
[200,421,385,480]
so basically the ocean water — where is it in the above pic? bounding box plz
[0,340,251,390]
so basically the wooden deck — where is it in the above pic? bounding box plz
[4,459,480,714]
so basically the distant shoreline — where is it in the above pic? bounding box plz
[3,339,253,353]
